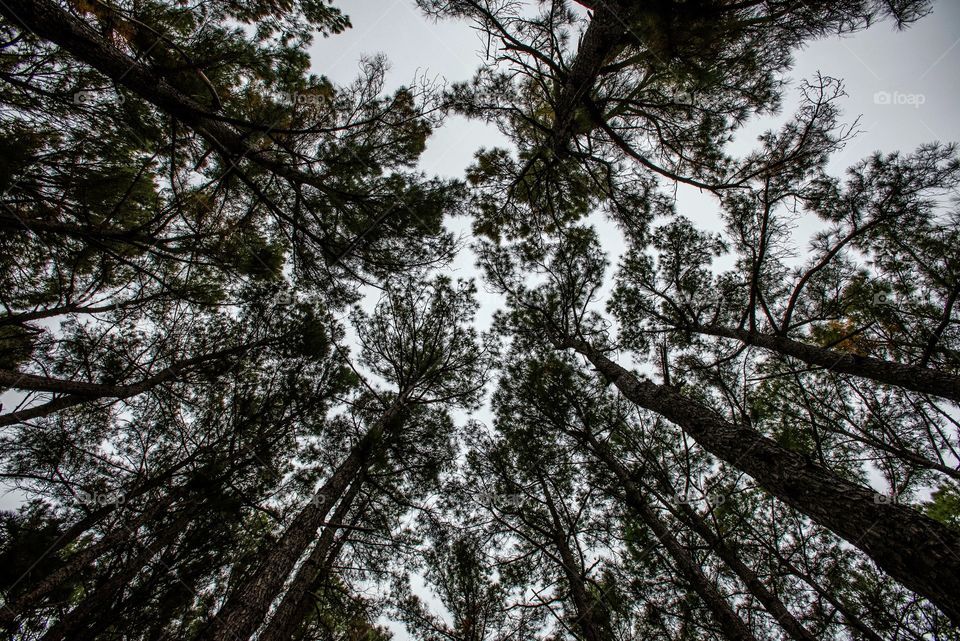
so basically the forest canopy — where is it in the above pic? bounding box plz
[0,0,959,640]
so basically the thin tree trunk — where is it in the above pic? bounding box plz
[0,341,262,426]
[772,553,886,641]
[560,337,960,623]
[0,495,175,626]
[572,432,760,641]
[656,476,818,641]
[37,509,191,641]
[201,398,408,641]
[1,436,262,625]
[257,474,366,641]
[537,476,608,641]
[0,0,348,197]
[691,323,960,403]
[575,424,818,641]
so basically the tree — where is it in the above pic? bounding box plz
[484,224,960,625]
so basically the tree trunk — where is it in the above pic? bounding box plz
[0,495,175,627]
[771,552,885,641]
[0,0,347,197]
[561,337,960,623]
[201,399,407,641]
[257,474,366,641]
[653,474,819,641]
[37,510,191,641]
[692,323,960,403]
[574,433,760,641]
[0,342,260,426]
[537,476,607,641]
[547,2,630,155]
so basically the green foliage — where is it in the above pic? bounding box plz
[0,1,956,640]
[924,483,960,530]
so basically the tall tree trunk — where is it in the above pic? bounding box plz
[0,494,175,627]
[652,473,818,641]
[770,552,885,641]
[37,509,191,641]
[201,398,408,641]
[560,337,960,623]
[0,0,350,198]
[537,476,607,641]
[571,433,760,641]
[257,474,366,641]
[547,2,630,156]
[690,323,960,402]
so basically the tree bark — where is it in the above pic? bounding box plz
[0,0,341,198]
[256,474,366,641]
[36,509,191,641]
[200,399,407,641]
[537,476,608,641]
[0,342,259,426]
[573,433,760,641]
[691,323,960,403]
[547,2,631,156]
[561,337,960,624]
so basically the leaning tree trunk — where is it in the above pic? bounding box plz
[577,428,818,641]
[690,323,960,402]
[256,474,367,641]
[537,476,608,641]
[654,474,818,641]
[0,493,177,627]
[0,0,351,198]
[37,508,191,641]
[0,341,259,426]
[560,337,960,624]
[201,398,408,641]
[574,434,761,641]
[770,549,886,641]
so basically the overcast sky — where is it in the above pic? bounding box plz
[2,2,958,637]
[308,0,960,337]
[304,2,960,637]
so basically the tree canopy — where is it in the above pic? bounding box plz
[1,1,958,640]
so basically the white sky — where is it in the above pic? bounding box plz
[309,0,960,333]
[1,2,958,638]
[306,2,960,638]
